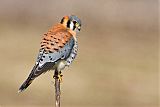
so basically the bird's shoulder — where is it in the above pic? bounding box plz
[40,24,73,53]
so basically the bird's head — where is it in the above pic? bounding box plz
[60,15,81,32]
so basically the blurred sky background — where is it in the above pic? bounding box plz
[0,0,158,107]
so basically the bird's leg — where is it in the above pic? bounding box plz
[53,70,63,83]
[53,69,58,79]
[58,71,63,83]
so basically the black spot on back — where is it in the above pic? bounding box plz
[59,46,63,48]
[43,38,47,40]
[49,50,53,53]
[46,47,50,49]
[54,48,59,51]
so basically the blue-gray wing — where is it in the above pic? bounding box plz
[34,37,75,75]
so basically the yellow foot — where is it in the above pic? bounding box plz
[53,74,63,83]
[58,74,63,83]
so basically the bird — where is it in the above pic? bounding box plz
[18,15,81,92]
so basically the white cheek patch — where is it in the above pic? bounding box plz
[70,21,74,30]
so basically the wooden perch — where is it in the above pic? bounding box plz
[54,69,61,107]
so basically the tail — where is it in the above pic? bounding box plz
[18,64,39,93]
[18,62,55,93]
[18,72,35,93]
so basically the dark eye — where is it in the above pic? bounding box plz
[73,21,77,24]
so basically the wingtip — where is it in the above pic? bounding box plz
[18,90,22,93]
[18,88,25,93]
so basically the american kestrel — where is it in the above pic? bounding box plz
[19,15,81,92]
